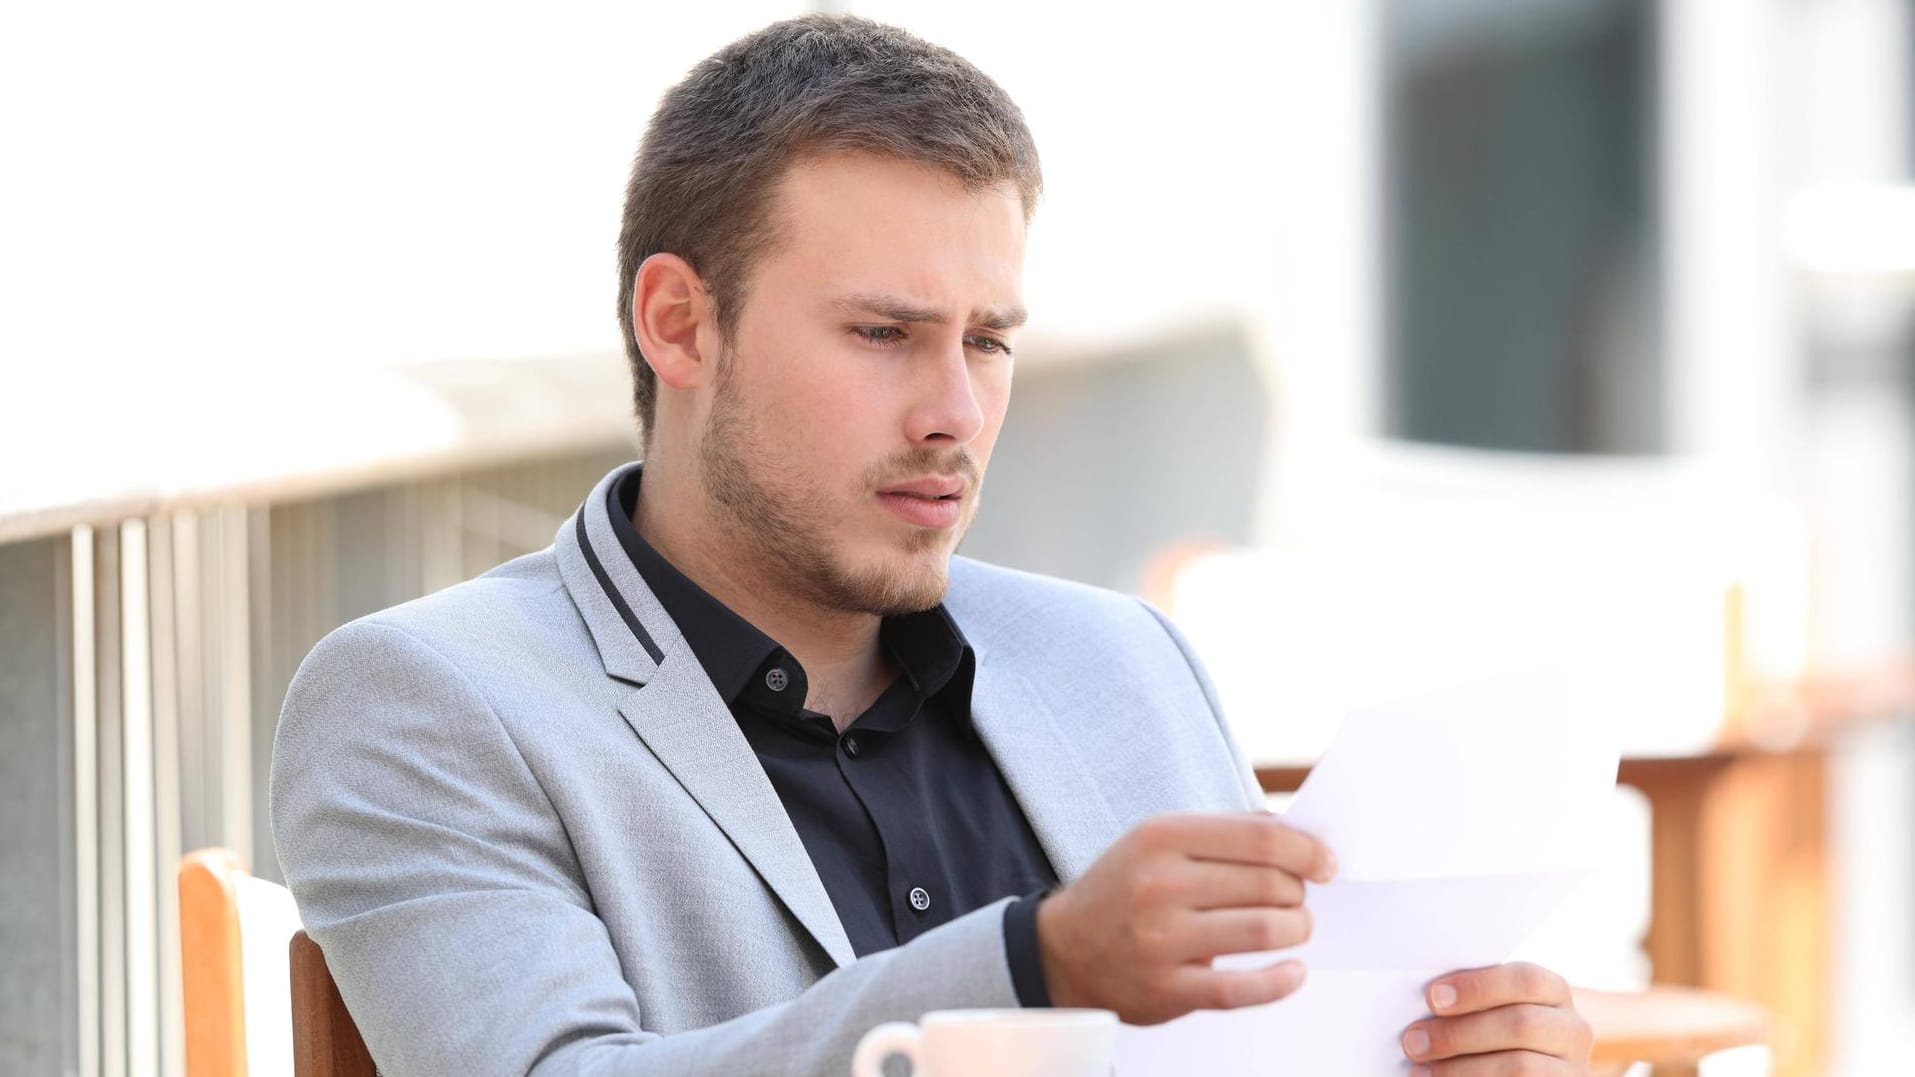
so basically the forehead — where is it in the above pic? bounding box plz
[757,152,1027,303]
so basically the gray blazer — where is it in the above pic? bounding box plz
[270,461,1262,1076]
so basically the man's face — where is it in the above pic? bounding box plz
[696,152,1026,616]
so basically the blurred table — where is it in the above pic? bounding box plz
[1574,985,1769,1076]
[1253,654,1914,1077]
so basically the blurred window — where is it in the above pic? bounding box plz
[1383,0,1662,454]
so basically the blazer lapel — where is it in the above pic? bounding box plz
[969,649,1126,881]
[556,462,857,970]
[617,647,858,970]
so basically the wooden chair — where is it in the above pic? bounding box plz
[290,929,375,1077]
[177,848,304,1077]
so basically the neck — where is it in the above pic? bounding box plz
[633,455,892,727]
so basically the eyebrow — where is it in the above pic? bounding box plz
[832,292,1029,333]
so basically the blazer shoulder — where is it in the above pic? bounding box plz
[272,546,585,782]
[947,555,1137,610]
[945,559,1261,809]
[281,546,591,716]
[384,544,567,632]
[336,542,571,646]
[945,556,1167,651]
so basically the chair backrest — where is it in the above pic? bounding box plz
[289,930,376,1077]
[178,848,303,1077]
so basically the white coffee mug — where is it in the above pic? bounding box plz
[850,1008,1117,1077]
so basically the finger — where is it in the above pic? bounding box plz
[1413,1049,1580,1077]
[1167,958,1308,1014]
[1150,813,1336,883]
[1428,962,1571,1016]
[1180,906,1313,959]
[1171,860,1310,910]
[1404,1004,1593,1064]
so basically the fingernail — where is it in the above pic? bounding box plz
[1430,983,1457,1012]
[1321,850,1338,882]
[1403,1029,1430,1058]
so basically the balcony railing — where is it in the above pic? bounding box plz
[0,353,637,1077]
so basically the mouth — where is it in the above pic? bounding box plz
[877,476,966,501]
[875,477,967,529]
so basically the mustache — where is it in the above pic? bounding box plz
[867,447,981,491]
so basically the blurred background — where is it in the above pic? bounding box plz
[2,1,1911,1074]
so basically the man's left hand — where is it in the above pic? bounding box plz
[1400,962,1593,1075]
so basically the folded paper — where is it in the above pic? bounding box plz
[1119,674,1620,1074]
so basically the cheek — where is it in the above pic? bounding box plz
[740,343,859,434]
[974,374,1013,450]
[777,379,887,476]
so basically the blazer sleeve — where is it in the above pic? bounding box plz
[270,619,1024,1077]
[1135,599,1267,810]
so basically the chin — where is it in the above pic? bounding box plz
[873,555,953,615]
[826,546,953,616]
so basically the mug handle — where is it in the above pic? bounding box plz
[851,1021,925,1076]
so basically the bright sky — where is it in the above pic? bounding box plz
[1,2,1316,398]
[2,4,780,383]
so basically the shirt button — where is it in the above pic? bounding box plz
[842,734,861,758]
[764,667,789,692]
[908,886,931,912]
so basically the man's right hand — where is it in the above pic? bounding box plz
[1034,812,1336,1026]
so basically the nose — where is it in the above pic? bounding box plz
[903,338,986,446]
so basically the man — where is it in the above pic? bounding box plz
[272,14,1593,1076]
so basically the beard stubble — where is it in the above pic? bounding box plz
[697,348,979,617]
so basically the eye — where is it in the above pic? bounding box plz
[851,325,908,346]
[966,335,1014,357]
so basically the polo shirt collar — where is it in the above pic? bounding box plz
[604,468,972,714]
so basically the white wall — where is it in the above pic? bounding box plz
[0,3,794,386]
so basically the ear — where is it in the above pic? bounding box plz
[631,252,716,392]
